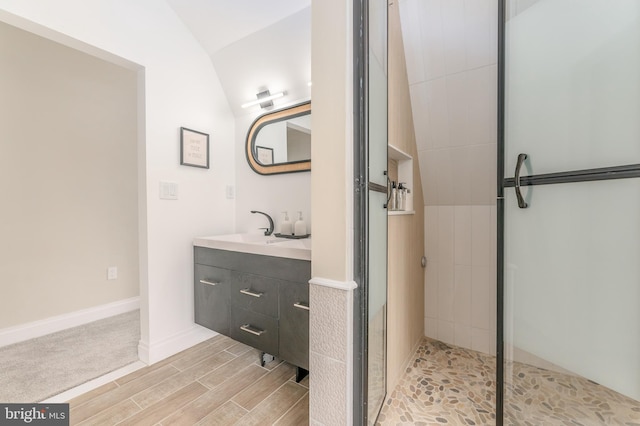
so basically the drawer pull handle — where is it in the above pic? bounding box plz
[240,324,265,336]
[199,279,219,286]
[240,288,263,298]
[293,302,310,311]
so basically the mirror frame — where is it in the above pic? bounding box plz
[246,101,311,175]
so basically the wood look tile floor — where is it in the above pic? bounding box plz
[68,334,309,425]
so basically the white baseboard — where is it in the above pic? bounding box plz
[0,297,140,348]
[138,324,218,365]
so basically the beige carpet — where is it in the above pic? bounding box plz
[0,310,139,402]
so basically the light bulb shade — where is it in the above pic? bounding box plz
[241,91,285,108]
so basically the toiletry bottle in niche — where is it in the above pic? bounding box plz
[390,181,397,211]
[294,211,307,236]
[280,211,293,235]
[406,187,413,211]
[398,182,407,211]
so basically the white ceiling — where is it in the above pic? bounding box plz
[166,0,311,55]
[167,0,311,117]
[210,7,311,117]
[166,0,312,118]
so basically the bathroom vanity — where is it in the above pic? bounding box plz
[193,234,310,378]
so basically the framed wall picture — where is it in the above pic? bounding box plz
[256,146,274,165]
[180,127,209,168]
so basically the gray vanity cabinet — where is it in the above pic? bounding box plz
[230,307,279,355]
[230,272,280,317]
[229,272,281,355]
[279,281,309,370]
[194,247,310,371]
[194,264,231,334]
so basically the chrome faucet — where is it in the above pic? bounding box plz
[250,210,274,236]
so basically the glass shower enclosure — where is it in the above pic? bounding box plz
[499,1,640,424]
[354,0,389,424]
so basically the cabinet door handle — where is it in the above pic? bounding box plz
[293,302,310,311]
[199,279,219,286]
[240,324,265,336]
[240,288,263,298]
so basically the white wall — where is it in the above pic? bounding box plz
[234,110,311,235]
[210,8,312,236]
[209,7,311,119]
[0,0,236,363]
[0,21,139,329]
[399,0,498,355]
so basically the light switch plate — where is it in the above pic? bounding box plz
[160,181,178,200]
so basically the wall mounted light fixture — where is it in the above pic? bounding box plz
[241,90,285,109]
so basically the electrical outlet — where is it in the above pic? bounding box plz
[226,185,235,199]
[107,266,118,280]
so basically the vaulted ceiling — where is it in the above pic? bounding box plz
[166,0,312,117]
[166,0,310,55]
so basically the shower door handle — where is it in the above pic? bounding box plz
[383,171,391,208]
[515,153,528,209]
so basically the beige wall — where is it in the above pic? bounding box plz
[310,1,350,283]
[309,0,355,424]
[0,22,139,328]
[0,0,238,363]
[386,2,426,392]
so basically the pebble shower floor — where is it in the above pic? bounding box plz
[377,337,640,425]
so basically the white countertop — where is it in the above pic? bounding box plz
[193,233,311,261]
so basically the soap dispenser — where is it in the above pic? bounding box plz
[389,181,398,211]
[280,212,293,235]
[398,182,407,211]
[294,211,307,236]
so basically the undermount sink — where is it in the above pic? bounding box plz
[193,233,311,260]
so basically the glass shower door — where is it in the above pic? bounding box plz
[366,0,388,422]
[500,1,640,424]
[355,0,388,423]
[367,189,387,424]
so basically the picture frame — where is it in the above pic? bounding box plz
[180,127,209,168]
[256,146,274,165]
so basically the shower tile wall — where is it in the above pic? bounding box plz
[399,0,498,355]
[424,205,496,354]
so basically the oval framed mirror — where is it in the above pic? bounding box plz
[246,101,311,175]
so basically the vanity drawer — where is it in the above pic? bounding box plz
[194,264,231,335]
[195,247,311,282]
[230,308,278,355]
[279,281,309,370]
[230,272,279,318]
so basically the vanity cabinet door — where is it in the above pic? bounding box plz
[194,264,231,335]
[230,272,279,318]
[230,308,279,355]
[279,281,309,370]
